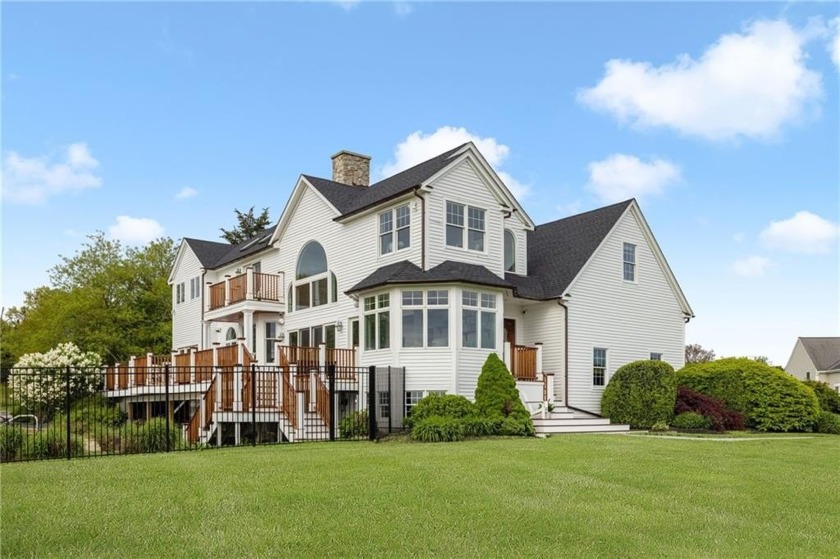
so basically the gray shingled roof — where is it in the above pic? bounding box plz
[184,225,277,269]
[347,260,512,294]
[524,200,633,299]
[800,337,840,371]
[305,143,466,218]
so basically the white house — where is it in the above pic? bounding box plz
[119,142,692,443]
[785,337,840,391]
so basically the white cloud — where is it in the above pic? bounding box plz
[733,232,746,243]
[1,142,102,204]
[578,19,823,141]
[829,17,840,69]
[380,126,529,199]
[732,255,772,277]
[760,211,840,254]
[108,216,165,245]
[175,186,198,200]
[585,154,681,203]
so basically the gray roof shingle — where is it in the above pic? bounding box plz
[525,200,633,299]
[799,337,840,371]
[347,260,512,294]
[305,143,466,218]
[184,225,277,269]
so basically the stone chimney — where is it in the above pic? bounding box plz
[331,150,371,187]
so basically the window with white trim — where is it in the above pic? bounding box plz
[265,322,276,363]
[446,202,485,251]
[289,241,338,311]
[401,289,450,348]
[379,205,411,255]
[378,391,391,420]
[462,291,496,349]
[593,348,607,386]
[504,230,516,272]
[189,277,201,300]
[176,282,186,304]
[650,352,662,361]
[405,391,423,417]
[364,294,390,351]
[623,243,636,282]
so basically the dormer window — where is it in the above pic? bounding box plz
[504,230,516,273]
[379,204,410,255]
[446,201,485,251]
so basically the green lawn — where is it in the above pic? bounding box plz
[2,435,838,558]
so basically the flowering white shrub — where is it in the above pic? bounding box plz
[11,343,102,417]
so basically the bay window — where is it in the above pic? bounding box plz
[364,293,390,350]
[401,289,450,348]
[462,291,497,349]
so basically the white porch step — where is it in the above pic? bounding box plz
[535,423,630,434]
[533,417,613,428]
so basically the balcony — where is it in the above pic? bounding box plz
[205,269,285,321]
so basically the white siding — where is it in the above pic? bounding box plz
[518,302,566,402]
[784,340,817,381]
[426,159,506,276]
[171,245,205,350]
[566,208,686,414]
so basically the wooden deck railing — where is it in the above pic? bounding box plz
[118,364,129,389]
[209,282,225,310]
[314,375,330,429]
[204,378,216,428]
[281,345,320,367]
[280,351,297,430]
[175,353,191,383]
[512,345,538,381]
[327,348,357,379]
[217,344,238,367]
[221,368,234,411]
[134,356,148,386]
[229,274,247,304]
[195,349,213,382]
[106,367,116,390]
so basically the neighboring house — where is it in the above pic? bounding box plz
[108,142,692,442]
[785,337,840,391]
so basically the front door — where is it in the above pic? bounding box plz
[504,319,516,375]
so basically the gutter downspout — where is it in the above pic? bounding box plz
[413,187,425,271]
[558,298,569,405]
[200,268,206,349]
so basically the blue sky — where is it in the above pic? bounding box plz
[2,1,838,365]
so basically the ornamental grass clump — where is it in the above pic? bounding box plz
[601,360,677,429]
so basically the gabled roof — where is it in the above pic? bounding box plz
[347,260,512,294]
[305,144,466,218]
[183,226,276,269]
[799,337,840,371]
[525,200,633,299]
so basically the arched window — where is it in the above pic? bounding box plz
[297,241,328,280]
[291,241,337,311]
[504,230,516,273]
[225,327,237,345]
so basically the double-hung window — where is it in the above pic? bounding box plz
[593,348,607,386]
[379,205,411,255]
[401,291,424,348]
[189,277,201,300]
[265,322,277,363]
[462,291,497,349]
[176,282,186,304]
[364,294,390,351]
[650,352,662,361]
[446,202,486,251]
[623,243,636,282]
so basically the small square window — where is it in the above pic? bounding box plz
[480,294,496,309]
[377,293,390,308]
[650,353,662,361]
[427,290,448,305]
[364,296,376,312]
[462,291,478,307]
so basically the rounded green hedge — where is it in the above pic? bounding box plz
[410,394,474,425]
[814,411,840,435]
[411,416,465,442]
[672,411,712,431]
[677,358,819,432]
[601,360,677,429]
[803,380,840,414]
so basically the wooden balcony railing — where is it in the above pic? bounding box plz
[175,353,191,384]
[134,356,148,386]
[221,368,234,411]
[512,345,538,381]
[118,364,129,389]
[209,282,225,310]
[229,274,247,304]
[195,349,213,382]
[281,345,320,368]
[207,271,284,311]
[280,351,297,430]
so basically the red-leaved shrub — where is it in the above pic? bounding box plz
[674,386,745,431]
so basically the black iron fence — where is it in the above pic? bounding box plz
[0,364,406,463]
